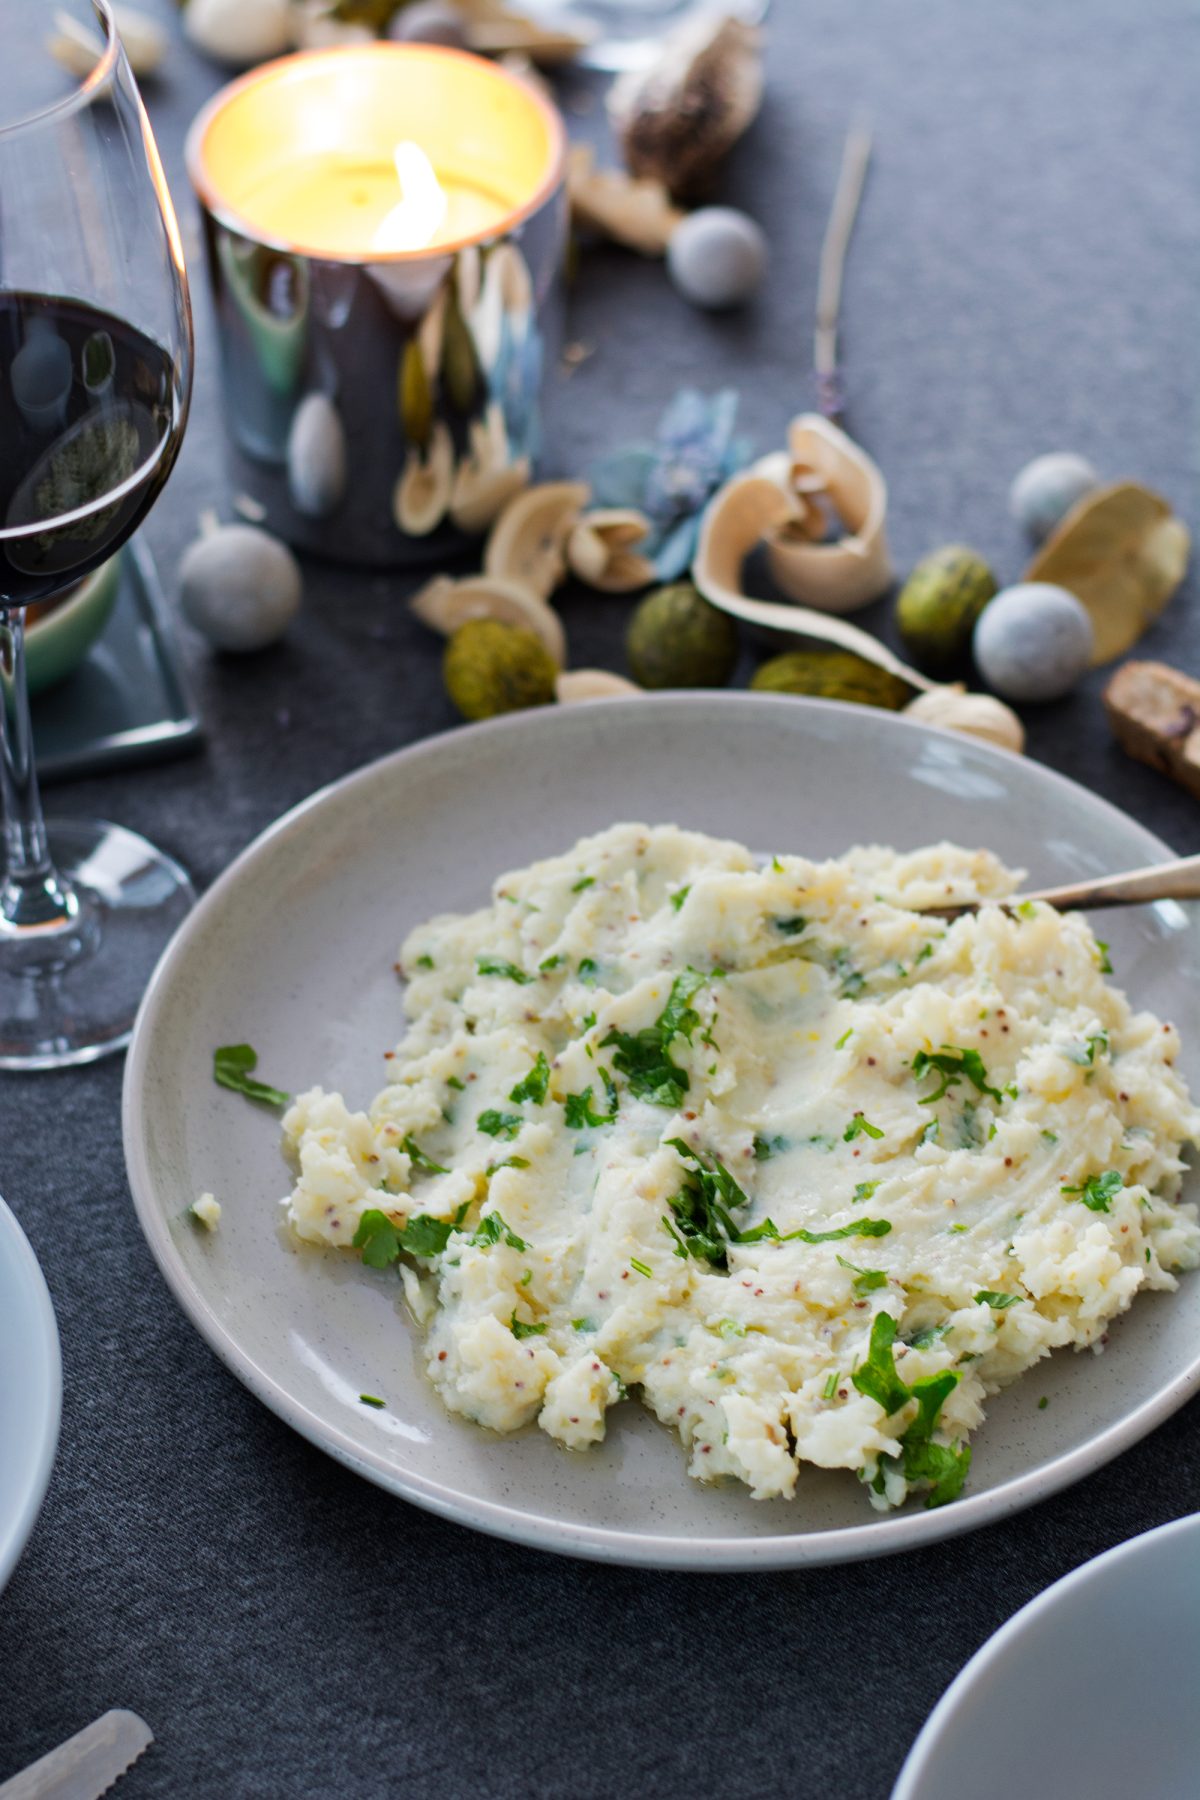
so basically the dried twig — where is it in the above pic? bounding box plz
[814,118,872,421]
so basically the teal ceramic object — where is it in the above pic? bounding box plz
[0,1196,61,1592]
[25,555,122,697]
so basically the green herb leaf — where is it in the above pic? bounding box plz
[213,1043,291,1108]
[470,1212,526,1251]
[509,1053,550,1106]
[773,916,807,937]
[851,1312,910,1415]
[837,1255,888,1296]
[478,1109,522,1141]
[753,1133,788,1161]
[853,1180,880,1204]
[912,1045,1004,1105]
[476,955,532,985]
[564,1085,617,1129]
[907,1323,950,1350]
[397,1213,455,1257]
[353,1207,455,1266]
[777,1218,892,1246]
[402,1134,448,1174]
[446,1075,465,1092]
[577,957,600,986]
[822,1370,840,1399]
[844,1113,884,1142]
[571,875,595,892]
[669,885,691,913]
[630,1257,652,1278]
[1095,940,1114,975]
[485,1156,530,1175]
[974,1290,1024,1309]
[509,1312,546,1339]
[601,969,710,1109]
[900,1371,971,1506]
[1061,1168,1123,1212]
[663,1138,752,1269]
[1066,1031,1109,1067]
[920,1117,941,1146]
[539,954,563,973]
[415,954,435,970]
[359,1394,385,1408]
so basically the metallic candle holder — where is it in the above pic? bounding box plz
[186,46,568,567]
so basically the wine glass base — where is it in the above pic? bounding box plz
[0,819,194,1071]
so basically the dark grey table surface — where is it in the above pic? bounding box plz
[3,1,1199,1795]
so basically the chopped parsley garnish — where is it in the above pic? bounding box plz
[670,885,691,912]
[213,1043,291,1108]
[832,950,865,999]
[1038,1396,1049,1410]
[1061,1169,1123,1212]
[478,1109,522,1140]
[571,1318,592,1332]
[581,1011,597,1031]
[353,1207,455,1267]
[402,1134,448,1173]
[853,1180,880,1204]
[509,1052,550,1106]
[822,1370,840,1399]
[837,1255,888,1297]
[773,916,807,936]
[1095,940,1114,975]
[773,1218,892,1246]
[602,967,709,1108]
[571,875,595,892]
[844,1113,884,1142]
[509,1313,546,1339]
[717,1319,746,1339]
[1066,1030,1109,1067]
[854,1317,971,1505]
[471,1212,526,1251]
[920,1117,941,1146]
[753,1133,788,1161]
[851,1313,910,1415]
[912,1046,1004,1105]
[663,1139,751,1268]
[476,954,533,984]
[974,1290,1024,1309]
[834,1027,853,1050]
[446,1075,465,1092]
[359,1394,385,1408]
[914,943,935,966]
[564,1085,618,1129]
[415,954,434,970]
[1042,1129,1059,1145]
[577,957,600,985]
[907,1323,950,1350]
[630,1257,652,1278]
[485,1156,530,1175]
[539,953,563,973]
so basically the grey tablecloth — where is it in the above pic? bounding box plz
[3,2,1199,1795]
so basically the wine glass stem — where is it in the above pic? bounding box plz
[0,603,78,933]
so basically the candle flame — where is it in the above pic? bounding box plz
[371,141,449,254]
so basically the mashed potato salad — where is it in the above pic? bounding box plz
[281,825,1200,1511]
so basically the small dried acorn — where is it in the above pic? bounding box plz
[444,618,557,721]
[750,649,910,710]
[626,582,737,688]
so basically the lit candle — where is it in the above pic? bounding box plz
[186,46,568,566]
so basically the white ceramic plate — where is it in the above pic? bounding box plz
[893,1511,1200,1799]
[0,1196,61,1592]
[122,695,1200,1569]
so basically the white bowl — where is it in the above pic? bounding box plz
[0,1196,61,1592]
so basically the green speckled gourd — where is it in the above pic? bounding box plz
[895,545,998,677]
[444,619,557,721]
[750,650,911,710]
[626,582,738,689]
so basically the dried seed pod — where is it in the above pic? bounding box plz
[485,480,590,598]
[181,0,293,65]
[608,15,763,200]
[556,668,644,703]
[567,509,656,592]
[411,573,566,666]
[567,144,684,258]
[394,421,454,537]
[450,407,531,534]
[904,686,1025,754]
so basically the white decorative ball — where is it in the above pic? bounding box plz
[288,393,347,519]
[182,0,293,67]
[666,208,768,311]
[973,583,1094,703]
[179,524,301,653]
[1009,452,1100,542]
[388,1,468,45]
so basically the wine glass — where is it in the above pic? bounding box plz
[0,0,193,1068]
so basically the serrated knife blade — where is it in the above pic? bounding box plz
[0,1711,152,1800]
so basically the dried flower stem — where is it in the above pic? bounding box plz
[815,119,873,421]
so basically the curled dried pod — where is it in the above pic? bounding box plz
[394,421,454,537]
[449,405,530,534]
[608,15,763,200]
[567,509,656,592]
[567,144,684,258]
[904,686,1026,755]
[411,573,566,667]
[485,480,590,598]
[556,669,644,703]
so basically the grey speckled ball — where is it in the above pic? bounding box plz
[666,207,768,310]
[179,524,302,653]
[973,582,1093,703]
[1010,452,1100,542]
